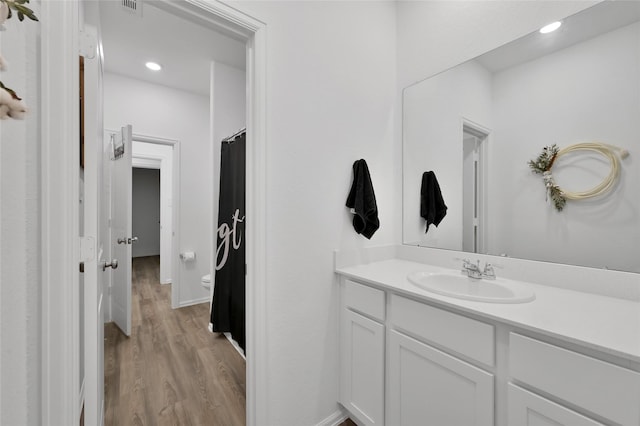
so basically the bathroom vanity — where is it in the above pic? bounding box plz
[343,3,640,424]
[335,246,640,426]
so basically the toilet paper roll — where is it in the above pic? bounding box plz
[180,251,196,261]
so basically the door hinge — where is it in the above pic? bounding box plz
[80,236,96,262]
[79,30,97,59]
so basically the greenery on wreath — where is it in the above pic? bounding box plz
[528,144,567,211]
[1,0,38,22]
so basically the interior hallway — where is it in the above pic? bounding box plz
[104,256,246,425]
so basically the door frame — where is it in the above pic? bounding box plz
[131,134,181,305]
[461,118,490,255]
[40,1,268,425]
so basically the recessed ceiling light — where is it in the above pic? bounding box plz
[540,21,562,34]
[145,61,162,71]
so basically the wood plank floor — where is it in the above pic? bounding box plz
[104,256,246,426]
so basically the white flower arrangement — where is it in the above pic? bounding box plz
[528,144,566,211]
[0,0,38,120]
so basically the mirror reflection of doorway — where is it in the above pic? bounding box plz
[462,122,489,254]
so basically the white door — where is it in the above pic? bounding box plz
[387,330,494,426]
[110,125,134,336]
[82,25,108,426]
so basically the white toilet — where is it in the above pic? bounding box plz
[201,274,212,290]
[203,274,214,333]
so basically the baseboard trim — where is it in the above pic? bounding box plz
[178,296,209,308]
[223,331,246,360]
[316,408,349,426]
[78,378,85,422]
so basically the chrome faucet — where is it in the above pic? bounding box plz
[460,258,483,279]
[483,263,497,280]
[460,258,498,280]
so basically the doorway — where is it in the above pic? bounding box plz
[132,138,177,289]
[131,167,161,266]
[40,1,267,424]
[462,121,490,254]
[99,1,250,424]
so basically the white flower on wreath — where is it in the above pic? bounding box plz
[0,2,9,29]
[0,87,27,119]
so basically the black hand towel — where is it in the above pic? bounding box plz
[346,159,380,239]
[420,171,447,233]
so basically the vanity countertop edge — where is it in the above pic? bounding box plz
[335,255,640,365]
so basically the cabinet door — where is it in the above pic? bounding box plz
[340,309,385,426]
[387,330,493,426]
[508,384,604,426]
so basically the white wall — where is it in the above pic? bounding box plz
[212,61,246,148]
[132,168,161,257]
[225,2,399,424]
[104,73,211,306]
[489,21,640,271]
[0,12,41,426]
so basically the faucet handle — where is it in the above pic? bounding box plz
[483,262,502,279]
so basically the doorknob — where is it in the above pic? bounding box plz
[102,259,118,271]
[117,237,139,244]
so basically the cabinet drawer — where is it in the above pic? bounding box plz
[390,294,494,366]
[509,333,640,426]
[508,384,604,426]
[344,280,385,321]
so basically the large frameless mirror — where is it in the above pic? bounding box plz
[402,1,640,272]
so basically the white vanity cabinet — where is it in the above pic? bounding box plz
[387,294,494,426]
[508,333,640,426]
[338,274,640,426]
[339,280,386,426]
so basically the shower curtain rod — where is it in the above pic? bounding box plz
[222,127,247,143]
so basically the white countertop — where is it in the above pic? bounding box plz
[336,258,640,364]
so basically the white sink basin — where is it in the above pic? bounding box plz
[407,271,536,304]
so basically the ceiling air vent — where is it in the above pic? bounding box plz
[121,0,142,17]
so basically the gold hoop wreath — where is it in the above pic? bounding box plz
[528,143,629,211]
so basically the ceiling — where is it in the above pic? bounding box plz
[476,1,640,73]
[99,0,246,96]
